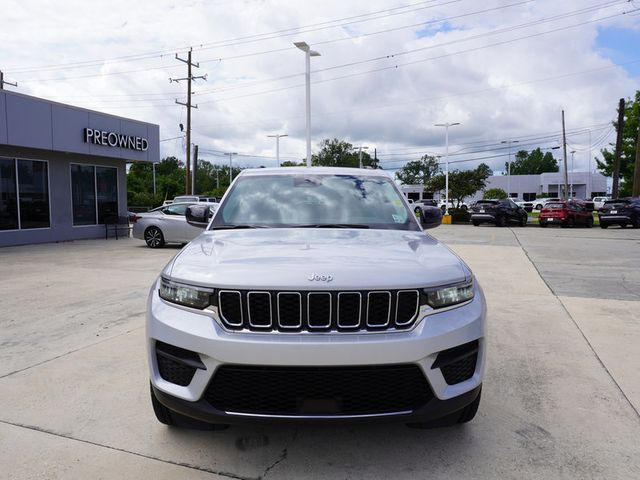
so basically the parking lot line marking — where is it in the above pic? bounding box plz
[507,227,640,421]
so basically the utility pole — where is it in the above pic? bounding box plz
[562,110,569,200]
[225,152,238,184]
[171,49,207,195]
[192,144,198,195]
[612,98,625,198]
[435,122,461,214]
[633,123,640,197]
[152,163,156,195]
[501,140,519,198]
[267,134,288,167]
[0,70,18,90]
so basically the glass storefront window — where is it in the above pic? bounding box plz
[71,164,97,226]
[18,160,50,229]
[71,164,118,225]
[96,167,118,224]
[0,157,19,230]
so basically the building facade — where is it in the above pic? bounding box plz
[467,171,608,203]
[0,90,159,247]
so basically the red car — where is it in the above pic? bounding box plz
[539,201,594,228]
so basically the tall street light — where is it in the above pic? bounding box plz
[434,122,460,214]
[357,146,369,168]
[501,139,519,198]
[570,150,576,198]
[267,134,288,167]
[224,152,238,184]
[294,41,320,167]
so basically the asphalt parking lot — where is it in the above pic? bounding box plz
[1,226,639,479]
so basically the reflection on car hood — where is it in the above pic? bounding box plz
[164,228,470,290]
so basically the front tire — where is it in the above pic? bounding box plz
[406,388,481,428]
[144,226,165,248]
[586,217,594,228]
[600,222,608,229]
[519,215,527,227]
[472,221,480,227]
[150,384,228,430]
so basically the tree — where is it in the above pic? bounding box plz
[483,188,508,199]
[596,90,639,197]
[395,155,439,185]
[427,165,491,207]
[311,138,377,168]
[505,148,559,175]
[281,160,305,167]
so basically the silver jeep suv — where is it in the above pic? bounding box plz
[147,167,486,428]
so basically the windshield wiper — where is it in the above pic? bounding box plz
[210,224,269,230]
[295,223,370,229]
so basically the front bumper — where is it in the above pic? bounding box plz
[146,279,487,423]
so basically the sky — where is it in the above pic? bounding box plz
[1,0,639,176]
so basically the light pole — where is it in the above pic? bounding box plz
[224,152,238,184]
[357,146,369,168]
[501,140,519,198]
[434,122,460,214]
[294,41,321,167]
[267,134,288,167]
[570,150,576,198]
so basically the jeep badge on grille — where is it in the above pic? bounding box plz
[308,273,333,282]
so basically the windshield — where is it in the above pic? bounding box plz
[545,203,565,209]
[210,173,420,231]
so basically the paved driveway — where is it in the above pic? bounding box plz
[1,228,639,479]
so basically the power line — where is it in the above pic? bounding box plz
[5,0,453,74]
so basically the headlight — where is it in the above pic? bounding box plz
[425,280,474,308]
[159,277,213,309]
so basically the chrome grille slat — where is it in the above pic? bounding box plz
[366,291,391,327]
[277,292,302,329]
[218,289,420,333]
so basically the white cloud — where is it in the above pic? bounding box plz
[2,0,638,173]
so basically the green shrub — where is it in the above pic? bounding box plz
[483,188,507,199]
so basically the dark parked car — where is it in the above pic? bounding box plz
[539,201,594,228]
[598,198,640,229]
[470,199,528,227]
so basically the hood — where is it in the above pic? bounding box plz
[165,228,470,290]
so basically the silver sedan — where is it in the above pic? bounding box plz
[132,202,217,248]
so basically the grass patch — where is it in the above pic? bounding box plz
[528,211,599,226]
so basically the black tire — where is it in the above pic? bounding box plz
[496,216,507,227]
[586,216,594,228]
[457,387,482,424]
[472,221,480,227]
[406,388,481,429]
[562,218,574,228]
[540,222,548,228]
[600,222,608,229]
[632,216,640,229]
[621,223,627,229]
[150,384,229,430]
[144,226,165,248]
[519,215,527,227]
[535,203,543,210]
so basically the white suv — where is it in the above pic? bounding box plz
[147,167,486,428]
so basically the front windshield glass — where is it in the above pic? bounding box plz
[210,173,420,231]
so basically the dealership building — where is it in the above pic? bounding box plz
[0,90,159,247]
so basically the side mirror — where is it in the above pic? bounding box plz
[186,204,211,227]
[420,206,442,230]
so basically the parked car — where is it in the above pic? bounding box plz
[470,199,528,227]
[592,196,611,210]
[539,201,594,228]
[438,199,469,212]
[512,198,534,213]
[132,202,217,248]
[173,195,219,204]
[147,167,485,429]
[533,197,561,210]
[598,198,640,229]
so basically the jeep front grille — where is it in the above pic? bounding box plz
[217,289,420,333]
